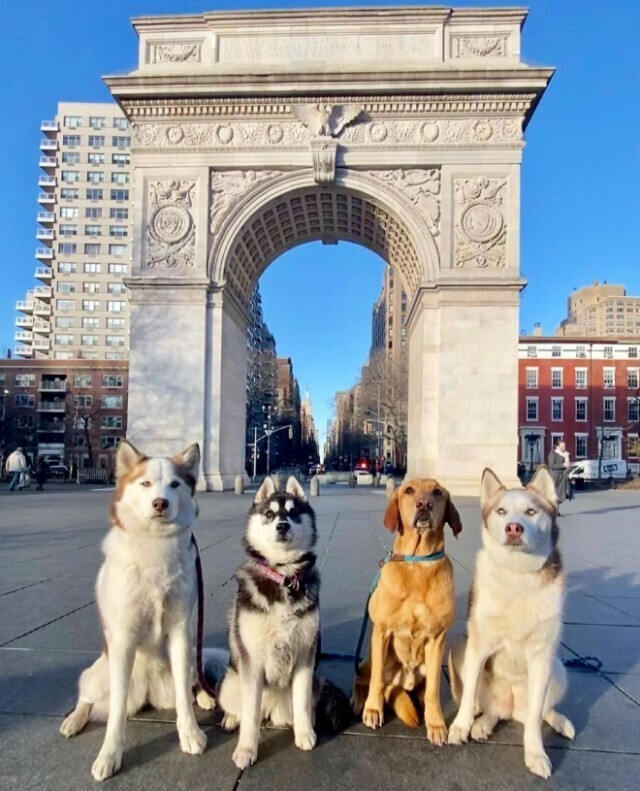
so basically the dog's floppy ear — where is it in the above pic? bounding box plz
[174,443,200,480]
[445,493,463,538]
[383,488,401,533]
[481,468,505,508]
[255,476,277,504]
[527,465,558,508]
[285,476,306,501]
[116,440,146,479]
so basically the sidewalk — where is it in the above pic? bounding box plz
[1,484,639,789]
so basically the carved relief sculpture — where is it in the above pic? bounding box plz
[292,104,364,184]
[210,170,283,236]
[151,42,202,63]
[146,180,196,269]
[371,169,441,236]
[454,178,507,268]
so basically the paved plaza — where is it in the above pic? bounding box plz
[1,481,639,790]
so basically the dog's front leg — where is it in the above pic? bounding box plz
[424,632,447,746]
[523,647,554,779]
[448,634,491,745]
[167,620,207,756]
[362,624,390,729]
[292,658,316,751]
[91,638,135,782]
[232,661,264,769]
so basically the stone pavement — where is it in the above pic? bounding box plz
[1,482,639,790]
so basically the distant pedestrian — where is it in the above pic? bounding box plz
[548,440,570,510]
[35,456,49,492]
[6,447,27,492]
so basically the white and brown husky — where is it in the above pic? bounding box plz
[448,466,575,779]
[60,440,214,782]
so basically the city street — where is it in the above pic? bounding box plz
[1,482,639,790]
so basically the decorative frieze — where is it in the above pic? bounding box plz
[210,170,284,235]
[451,35,509,59]
[291,104,364,137]
[146,180,196,269]
[149,42,202,63]
[369,169,441,236]
[454,178,508,268]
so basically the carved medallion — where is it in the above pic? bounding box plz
[455,178,507,268]
[146,180,196,269]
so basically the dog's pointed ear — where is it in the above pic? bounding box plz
[116,440,146,479]
[481,468,505,508]
[285,476,306,501]
[445,492,463,538]
[527,465,558,507]
[383,488,401,533]
[174,443,200,480]
[254,476,277,504]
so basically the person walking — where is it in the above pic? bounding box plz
[6,447,27,492]
[35,456,49,492]
[548,439,570,512]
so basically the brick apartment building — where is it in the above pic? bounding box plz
[0,359,128,473]
[519,336,640,474]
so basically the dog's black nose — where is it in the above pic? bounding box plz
[505,522,523,537]
[153,498,169,513]
[276,521,290,536]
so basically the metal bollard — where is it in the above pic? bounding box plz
[234,475,244,495]
[310,475,320,497]
[386,476,395,499]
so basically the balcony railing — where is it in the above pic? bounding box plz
[32,319,51,334]
[36,228,54,240]
[37,421,66,433]
[41,119,58,132]
[39,156,57,168]
[37,401,66,412]
[14,346,34,357]
[33,304,51,316]
[40,138,57,151]
[37,193,55,204]
[38,175,56,188]
[32,338,50,350]
[15,316,34,327]
[14,330,33,341]
[16,300,35,313]
[36,248,54,259]
[35,267,52,281]
[37,211,55,223]
[39,380,68,392]
[33,286,52,298]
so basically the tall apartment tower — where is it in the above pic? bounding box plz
[370,266,408,359]
[15,103,132,360]
[555,281,640,337]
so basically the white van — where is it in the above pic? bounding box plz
[568,459,629,483]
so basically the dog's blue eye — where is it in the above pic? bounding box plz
[526,508,536,516]
[141,481,151,487]
[170,481,180,489]
[497,507,506,515]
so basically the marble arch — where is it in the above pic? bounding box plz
[106,5,552,493]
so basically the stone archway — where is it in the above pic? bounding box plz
[106,5,552,493]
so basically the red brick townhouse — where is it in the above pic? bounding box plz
[518,337,640,474]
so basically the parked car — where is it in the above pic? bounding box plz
[47,462,69,480]
[308,463,325,475]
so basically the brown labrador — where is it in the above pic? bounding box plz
[352,478,462,745]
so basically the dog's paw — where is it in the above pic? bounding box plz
[232,744,257,770]
[471,715,497,742]
[426,723,448,746]
[362,706,384,730]
[350,693,364,716]
[178,724,207,755]
[546,710,575,740]
[59,712,85,738]
[195,688,216,711]
[447,721,471,745]
[525,749,553,779]
[221,713,240,731]
[295,728,317,752]
[91,749,122,782]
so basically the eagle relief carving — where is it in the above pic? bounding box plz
[292,104,364,184]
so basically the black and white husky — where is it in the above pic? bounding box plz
[215,475,348,769]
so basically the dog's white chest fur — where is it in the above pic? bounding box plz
[98,529,196,648]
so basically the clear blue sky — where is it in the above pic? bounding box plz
[2,1,638,448]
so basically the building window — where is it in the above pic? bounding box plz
[83,282,100,293]
[100,436,122,449]
[81,335,99,346]
[87,152,105,165]
[575,398,588,421]
[88,135,105,147]
[110,189,129,202]
[109,207,128,220]
[83,263,101,274]
[525,368,538,389]
[89,116,106,129]
[107,283,126,295]
[102,374,124,388]
[105,335,125,347]
[61,170,80,182]
[112,136,131,148]
[628,368,639,389]
[61,188,79,200]
[603,397,615,421]
[109,225,128,237]
[108,263,127,274]
[84,243,101,255]
[576,345,587,359]
[604,346,614,359]
[87,171,104,184]
[551,369,563,389]
[57,282,76,294]
[56,299,75,311]
[86,188,103,201]
[629,399,640,424]
[64,116,82,128]
[54,351,73,360]
[73,415,91,430]
[107,318,126,330]
[85,225,102,237]
[59,224,78,236]
[526,345,537,358]
[74,395,93,408]
[74,374,92,387]
[15,374,36,387]
[14,415,35,428]
[101,415,123,429]
[107,301,126,313]
[111,153,130,167]
[101,395,123,409]
[14,394,35,407]
[551,345,561,358]
[58,242,77,255]
[62,134,81,146]
[575,368,587,389]
[82,300,100,312]
[526,397,538,421]
[56,316,75,328]
[60,207,79,219]
[62,152,80,164]
[110,172,129,184]
[551,398,563,421]
[575,434,588,459]
[85,207,102,219]
[629,346,639,359]
[82,317,99,329]
[603,368,615,388]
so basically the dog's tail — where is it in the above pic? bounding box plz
[315,678,353,734]
[388,688,420,728]
[447,634,466,707]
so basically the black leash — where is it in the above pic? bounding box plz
[191,534,217,700]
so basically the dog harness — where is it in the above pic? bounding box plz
[353,548,446,672]
[257,559,303,591]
